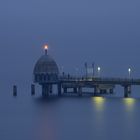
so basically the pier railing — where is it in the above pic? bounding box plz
[59,76,140,85]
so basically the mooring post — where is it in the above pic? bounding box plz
[13,85,17,97]
[31,84,35,96]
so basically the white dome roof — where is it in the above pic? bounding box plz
[33,54,59,75]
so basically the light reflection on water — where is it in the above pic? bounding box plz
[92,97,136,112]
[123,98,135,111]
[92,97,105,111]
[34,97,140,140]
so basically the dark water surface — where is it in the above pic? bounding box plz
[0,92,140,140]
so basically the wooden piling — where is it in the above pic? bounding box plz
[31,84,35,96]
[13,85,17,97]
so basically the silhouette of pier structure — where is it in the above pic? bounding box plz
[33,45,140,98]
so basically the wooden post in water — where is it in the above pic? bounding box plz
[13,85,17,97]
[31,84,35,96]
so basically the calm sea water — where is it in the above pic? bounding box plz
[0,88,140,140]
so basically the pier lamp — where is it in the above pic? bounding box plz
[128,68,131,78]
[44,45,48,54]
[97,67,101,77]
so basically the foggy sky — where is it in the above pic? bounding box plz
[0,0,140,87]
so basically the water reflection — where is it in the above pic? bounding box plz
[36,115,57,140]
[32,96,140,140]
[92,97,105,111]
[123,98,135,111]
[33,97,60,140]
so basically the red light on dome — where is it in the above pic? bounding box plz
[44,45,48,50]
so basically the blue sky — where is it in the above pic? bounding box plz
[0,0,140,86]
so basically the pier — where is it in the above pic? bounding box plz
[60,77,140,97]
[33,45,140,98]
[35,76,140,98]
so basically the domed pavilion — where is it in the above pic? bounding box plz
[33,45,61,97]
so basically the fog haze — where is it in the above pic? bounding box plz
[0,0,140,87]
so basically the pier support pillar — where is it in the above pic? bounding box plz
[78,87,82,96]
[58,83,62,97]
[42,84,49,97]
[49,85,53,94]
[109,89,114,94]
[74,87,78,93]
[63,87,67,93]
[94,86,99,96]
[124,85,131,98]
